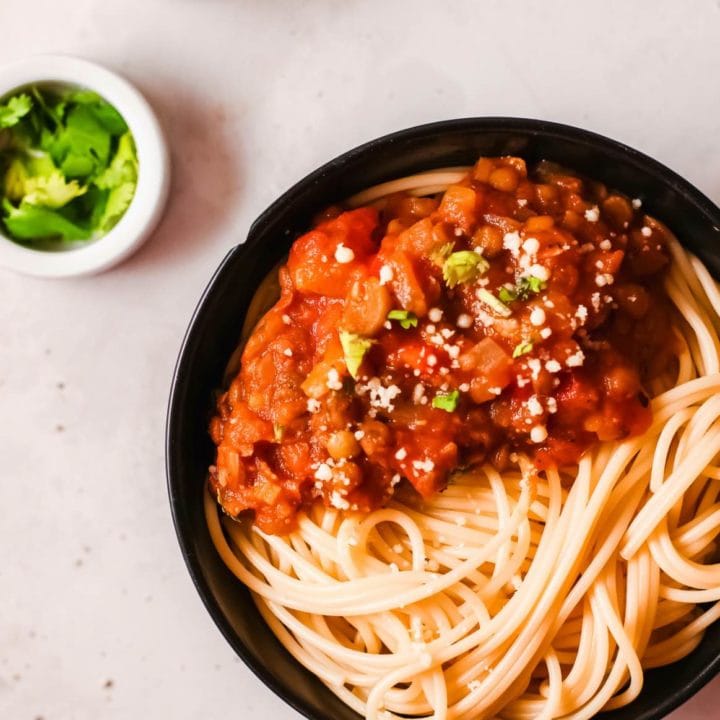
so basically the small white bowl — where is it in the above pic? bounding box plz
[0,54,170,278]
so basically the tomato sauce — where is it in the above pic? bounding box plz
[209,156,675,533]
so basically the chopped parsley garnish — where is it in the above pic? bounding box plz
[0,87,137,245]
[498,276,547,304]
[339,330,374,379]
[476,289,512,317]
[387,309,418,329]
[512,340,534,358]
[442,250,489,288]
[432,390,460,412]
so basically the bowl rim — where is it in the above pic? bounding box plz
[166,116,720,720]
[0,53,170,278]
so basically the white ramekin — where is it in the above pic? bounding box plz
[0,54,170,278]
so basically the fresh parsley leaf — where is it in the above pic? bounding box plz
[2,198,90,241]
[442,250,489,288]
[432,390,460,412]
[23,171,86,209]
[387,309,418,330]
[0,94,32,128]
[65,90,128,135]
[94,133,137,189]
[513,340,534,358]
[339,330,374,379]
[476,289,513,317]
[44,104,112,178]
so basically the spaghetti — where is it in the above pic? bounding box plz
[206,163,720,720]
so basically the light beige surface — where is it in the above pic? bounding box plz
[1,1,719,718]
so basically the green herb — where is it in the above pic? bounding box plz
[432,390,460,412]
[498,276,546,304]
[387,309,418,330]
[0,94,32,128]
[442,250,489,288]
[339,330,374,379]
[0,86,137,245]
[476,289,513,318]
[512,340,534,358]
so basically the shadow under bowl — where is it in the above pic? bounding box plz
[166,118,720,720]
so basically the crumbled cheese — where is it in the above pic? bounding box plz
[281,314,291,325]
[384,320,392,330]
[315,463,333,481]
[632,198,642,209]
[440,328,454,339]
[529,307,546,326]
[446,345,460,359]
[517,198,528,207]
[426,324,436,334]
[530,425,548,443]
[326,368,343,390]
[575,305,588,324]
[454,227,464,237]
[527,358,542,380]
[456,313,473,329]
[412,383,426,404]
[395,447,408,461]
[595,260,604,270]
[517,376,529,388]
[641,226,652,237]
[527,395,544,416]
[540,327,552,339]
[357,377,402,411]
[488,386,502,396]
[546,397,558,414]
[566,350,586,367]
[379,264,394,285]
[599,239,612,250]
[334,243,355,263]
[522,237,540,255]
[428,307,443,322]
[412,458,435,472]
[427,354,438,367]
[591,292,601,311]
[307,398,321,413]
[459,382,470,392]
[545,359,562,373]
[283,348,293,357]
[503,231,522,255]
[354,429,365,441]
[330,490,350,510]
[526,263,550,281]
[595,273,614,287]
[584,206,600,222]
[390,473,402,487]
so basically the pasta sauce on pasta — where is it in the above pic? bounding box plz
[209,157,675,533]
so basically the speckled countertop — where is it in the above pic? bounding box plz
[2,1,720,718]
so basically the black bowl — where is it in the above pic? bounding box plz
[166,118,720,720]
